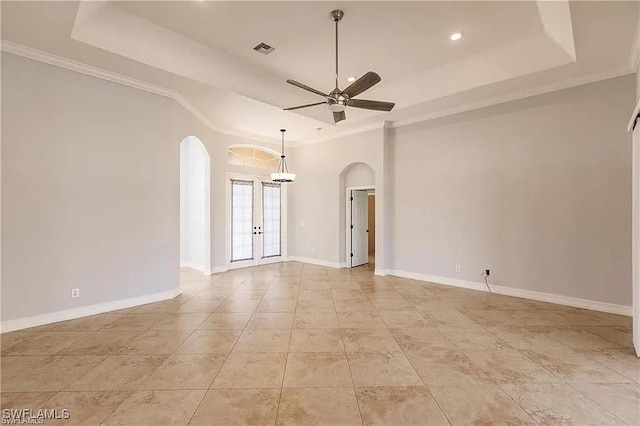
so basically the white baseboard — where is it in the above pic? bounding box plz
[374,269,388,276]
[287,256,345,269]
[180,261,214,276]
[1,287,182,333]
[212,266,228,274]
[385,269,632,317]
[490,284,632,316]
[387,269,487,292]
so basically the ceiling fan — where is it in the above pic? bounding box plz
[284,9,395,123]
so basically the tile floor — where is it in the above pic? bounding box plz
[1,262,638,425]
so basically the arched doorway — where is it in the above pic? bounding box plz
[180,136,211,274]
[340,162,376,268]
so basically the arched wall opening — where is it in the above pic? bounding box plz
[339,162,376,268]
[180,136,211,274]
[227,144,281,173]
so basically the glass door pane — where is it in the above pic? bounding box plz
[262,183,281,258]
[231,180,254,262]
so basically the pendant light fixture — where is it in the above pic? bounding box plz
[271,129,295,183]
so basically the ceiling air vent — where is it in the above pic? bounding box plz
[253,42,275,55]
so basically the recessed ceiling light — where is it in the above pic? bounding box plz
[450,32,462,41]
[347,76,356,82]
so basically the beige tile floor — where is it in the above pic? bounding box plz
[1,262,638,425]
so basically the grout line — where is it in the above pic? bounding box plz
[338,271,367,426]
[75,271,240,423]
[1,268,253,414]
[377,290,454,426]
[184,265,283,424]
[507,342,634,423]
[424,301,546,425]
[185,270,249,426]
[563,380,635,424]
[440,307,606,425]
[274,262,302,426]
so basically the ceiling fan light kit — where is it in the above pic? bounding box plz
[328,96,346,112]
[271,129,296,183]
[283,9,395,123]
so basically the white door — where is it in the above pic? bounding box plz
[351,190,369,267]
[230,178,284,268]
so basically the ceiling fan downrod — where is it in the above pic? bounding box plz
[330,10,344,90]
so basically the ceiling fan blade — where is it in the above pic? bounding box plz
[342,72,381,98]
[286,79,328,98]
[284,102,326,111]
[333,111,346,123]
[347,98,395,112]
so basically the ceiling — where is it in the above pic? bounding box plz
[1,1,639,145]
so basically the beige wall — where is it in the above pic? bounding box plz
[288,129,385,266]
[2,53,180,322]
[388,75,633,306]
[1,52,282,325]
[344,162,375,188]
[2,51,635,326]
[291,75,634,307]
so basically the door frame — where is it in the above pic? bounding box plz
[345,185,375,268]
[633,122,640,357]
[225,172,288,271]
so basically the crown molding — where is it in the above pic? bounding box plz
[389,66,634,131]
[172,94,279,146]
[2,40,635,149]
[302,122,386,145]
[1,40,280,146]
[630,12,640,73]
[1,40,176,98]
[297,67,635,148]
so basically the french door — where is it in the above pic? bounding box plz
[229,176,285,268]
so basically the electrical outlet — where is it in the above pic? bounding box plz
[485,269,490,277]
[455,265,461,273]
[71,288,80,298]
